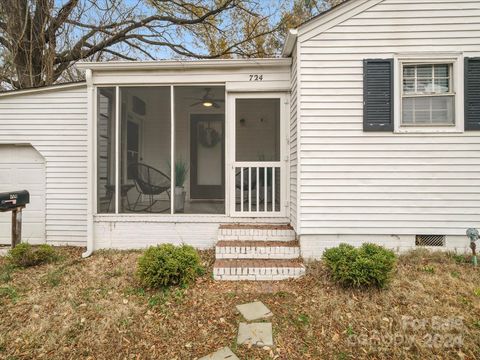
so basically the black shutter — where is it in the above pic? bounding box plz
[465,57,480,131]
[363,59,394,132]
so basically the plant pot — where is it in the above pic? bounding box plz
[174,186,186,212]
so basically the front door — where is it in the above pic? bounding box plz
[190,114,225,199]
[228,93,288,217]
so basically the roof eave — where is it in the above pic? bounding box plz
[0,81,86,98]
[76,58,292,71]
[281,29,298,57]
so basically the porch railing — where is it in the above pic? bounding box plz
[234,161,282,215]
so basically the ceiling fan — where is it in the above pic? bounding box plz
[187,88,224,108]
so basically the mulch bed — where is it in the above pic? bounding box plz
[0,247,479,359]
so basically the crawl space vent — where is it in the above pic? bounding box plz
[415,235,446,247]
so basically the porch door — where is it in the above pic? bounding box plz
[228,93,288,217]
[190,114,225,199]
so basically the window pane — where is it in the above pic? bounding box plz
[417,65,432,78]
[433,96,455,124]
[417,78,433,93]
[434,64,449,78]
[434,78,450,93]
[97,88,116,213]
[403,65,415,78]
[402,96,455,126]
[403,78,415,93]
[174,86,225,214]
[235,99,280,162]
[120,87,171,213]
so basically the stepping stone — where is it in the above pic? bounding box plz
[199,347,239,360]
[237,322,273,347]
[236,301,273,321]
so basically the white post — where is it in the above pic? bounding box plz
[114,86,120,214]
[170,86,175,214]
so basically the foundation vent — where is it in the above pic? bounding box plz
[415,235,446,247]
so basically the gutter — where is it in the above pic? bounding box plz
[281,29,298,58]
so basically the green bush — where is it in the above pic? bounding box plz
[8,243,58,268]
[322,243,397,288]
[137,244,204,288]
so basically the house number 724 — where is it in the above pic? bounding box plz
[249,74,264,81]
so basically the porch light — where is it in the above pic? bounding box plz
[202,100,214,107]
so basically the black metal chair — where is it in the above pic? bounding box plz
[128,162,171,213]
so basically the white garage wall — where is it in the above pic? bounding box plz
[296,0,480,258]
[0,84,88,246]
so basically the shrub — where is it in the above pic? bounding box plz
[8,243,58,268]
[137,244,204,288]
[322,243,397,288]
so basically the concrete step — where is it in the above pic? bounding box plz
[215,240,300,259]
[213,259,306,281]
[218,224,295,242]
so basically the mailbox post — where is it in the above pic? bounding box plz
[0,190,30,248]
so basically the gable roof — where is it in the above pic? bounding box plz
[282,0,384,56]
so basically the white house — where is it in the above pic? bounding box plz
[1,0,479,280]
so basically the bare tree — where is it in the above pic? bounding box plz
[0,0,282,90]
[278,0,347,40]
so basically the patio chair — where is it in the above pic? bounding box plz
[128,162,171,213]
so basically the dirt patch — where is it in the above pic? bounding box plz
[0,247,479,359]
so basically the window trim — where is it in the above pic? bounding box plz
[393,54,464,133]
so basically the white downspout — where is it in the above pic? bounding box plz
[82,69,94,258]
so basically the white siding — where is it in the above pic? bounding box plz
[297,0,480,253]
[289,48,299,231]
[0,85,88,245]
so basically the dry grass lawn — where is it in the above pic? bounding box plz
[0,247,479,360]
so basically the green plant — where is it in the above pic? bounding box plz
[43,268,65,287]
[137,244,203,288]
[0,264,15,283]
[422,265,435,274]
[8,243,58,268]
[0,286,19,303]
[448,252,469,264]
[322,243,397,288]
[168,159,188,187]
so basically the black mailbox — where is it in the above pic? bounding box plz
[0,190,30,211]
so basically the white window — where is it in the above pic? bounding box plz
[402,64,455,126]
[395,54,464,133]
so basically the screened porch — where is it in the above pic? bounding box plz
[96,85,284,217]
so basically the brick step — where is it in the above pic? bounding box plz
[218,224,295,242]
[215,240,300,259]
[213,259,305,281]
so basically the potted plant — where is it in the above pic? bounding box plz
[169,159,188,212]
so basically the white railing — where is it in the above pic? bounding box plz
[233,161,282,215]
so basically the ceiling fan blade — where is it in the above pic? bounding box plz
[190,101,203,107]
[213,102,221,108]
